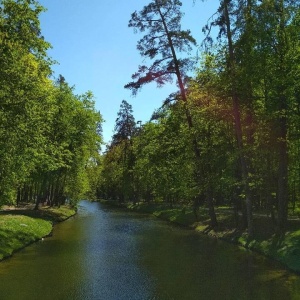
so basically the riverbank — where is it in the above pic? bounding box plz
[100,200,300,274]
[0,205,76,261]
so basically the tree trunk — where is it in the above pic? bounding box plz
[207,187,218,227]
[275,0,289,233]
[223,0,253,236]
[277,97,288,231]
[157,1,218,226]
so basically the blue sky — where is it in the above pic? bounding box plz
[38,0,219,144]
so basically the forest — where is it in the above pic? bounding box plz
[1,0,300,237]
[98,0,300,236]
[2,1,300,295]
[0,0,103,208]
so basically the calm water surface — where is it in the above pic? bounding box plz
[0,201,300,300]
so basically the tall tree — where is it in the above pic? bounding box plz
[201,0,300,233]
[256,0,300,231]
[125,0,218,226]
[111,100,136,146]
[109,100,136,202]
[0,0,52,204]
[125,0,197,139]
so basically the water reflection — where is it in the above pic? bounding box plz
[0,201,299,300]
[137,222,300,300]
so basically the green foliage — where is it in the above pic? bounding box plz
[0,1,103,206]
[200,0,300,231]
[99,100,136,202]
[99,0,300,234]
[112,100,136,145]
[0,0,52,204]
[125,0,196,95]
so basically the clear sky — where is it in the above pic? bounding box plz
[38,0,219,144]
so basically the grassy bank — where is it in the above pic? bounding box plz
[100,200,300,274]
[0,205,76,261]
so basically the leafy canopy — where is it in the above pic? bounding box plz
[125,0,196,94]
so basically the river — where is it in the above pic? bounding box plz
[0,201,300,300]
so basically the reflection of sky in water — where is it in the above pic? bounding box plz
[80,202,154,299]
[0,201,299,300]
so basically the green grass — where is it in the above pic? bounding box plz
[0,215,52,260]
[0,205,76,261]
[243,229,300,273]
[1,205,77,223]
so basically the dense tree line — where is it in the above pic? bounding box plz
[0,0,103,208]
[98,0,300,234]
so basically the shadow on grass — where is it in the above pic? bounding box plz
[0,207,75,223]
[0,225,51,260]
[0,227,37,247]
